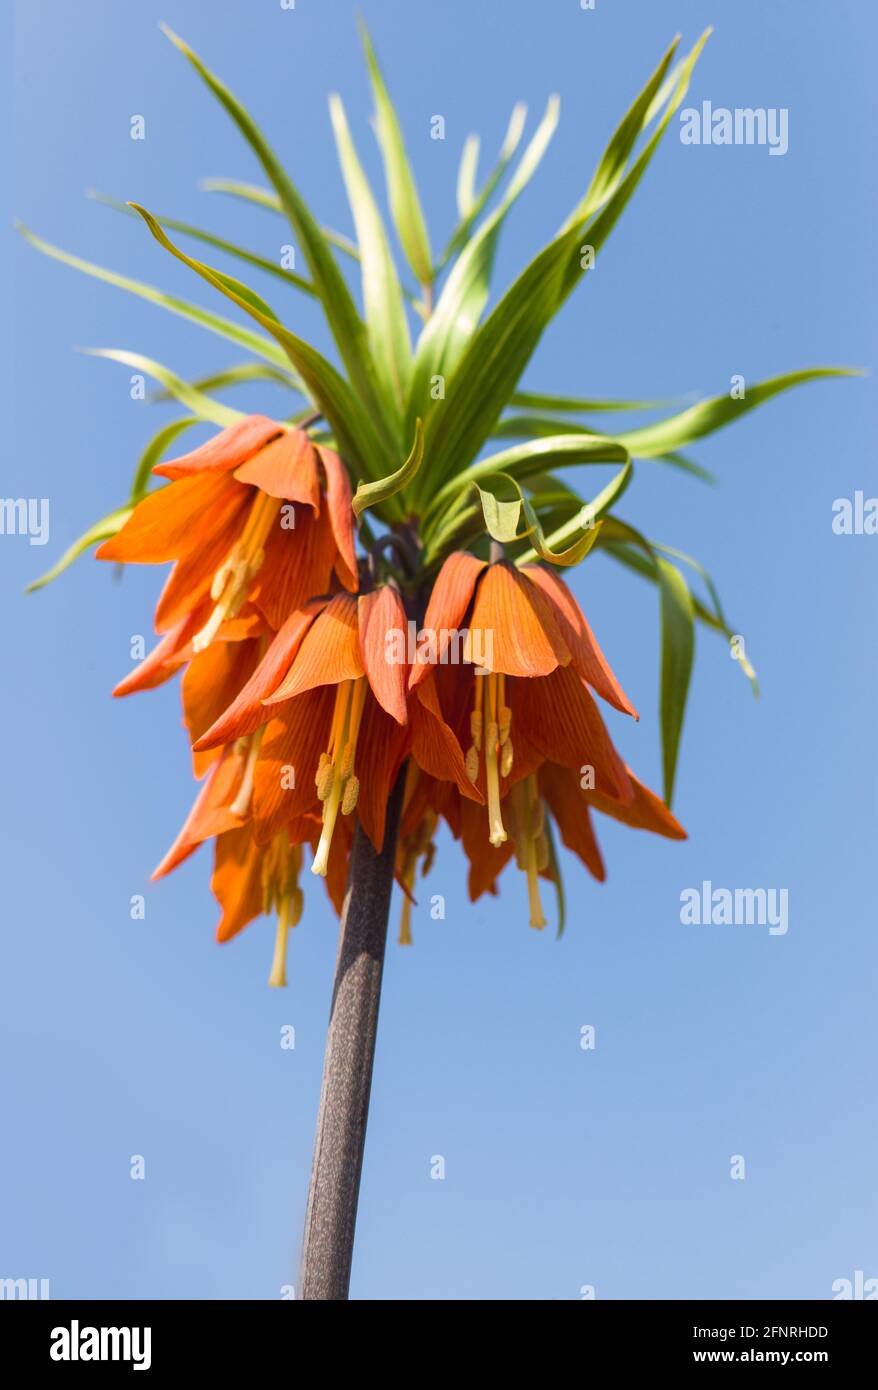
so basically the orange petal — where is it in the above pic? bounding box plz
[588,768,686,839]
[538,762,606,881]
[152,506,245,633]
[182,638,261,777]
[459,795,514,900]
[153,415,281,480]
[152,747,248,880]
[358,585,408,725]
[194,600,326,752]
[96,471,247,564]
[467,561,571,677]
[248,502,337,631]
[511,665,633,805]
[112,605,209,697]
[409,551,486,689]
[233,428,321,507]
[522,566,638,718]
[411,674,483,802]
[212,825,267,943]
[264,593,363,704]
[317,446,358,592]
[252,687,335,841]
[353,701,410,853]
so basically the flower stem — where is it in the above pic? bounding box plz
[297,767,406,1300]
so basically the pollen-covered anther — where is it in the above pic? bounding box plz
[465,745,479,783]
[341,774,359,816]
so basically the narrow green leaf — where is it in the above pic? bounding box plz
[151,361,299,401]
[162,26,394,443]
[475,471,602,566]
[418,34,708,495]
[16,221,294,372]
[88,190,317,296]
[456,135,481,220]
[359,19,433,287]
[26,505,133,593]
[510,390,674,413]
[200,178,362,262]
[128,417,202,500]
[441,101,528,267]
[514,458,633,565]
[656,556,695,805]
[542,815,566,939]
[352,421,424,519]
[128,203,390,486]
[408,95,560,445]
[84,348,244,428]
[424,433,628,533]
[329,93,412,425]
[616,368,863,458]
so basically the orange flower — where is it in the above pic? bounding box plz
[409,553,638,852]
[96,415,358,695]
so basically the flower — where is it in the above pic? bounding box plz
[96,415,358,695]
[409,552,638,848]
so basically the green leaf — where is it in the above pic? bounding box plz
[352,421,423,519]
[329,93,412,425]
[542,814,567,940]
[151,361,299,401]
[128,203,391,488]
[424,432,628,533]
[162,26,394,446]
[615,368,863,458]
[359,19,433,287]
[88,190,317,296]
[26,505,133,593]
[200,178,362,262]
[656,556,695,805]
[456,134,481,220]
[417,34,708,496]
[128,417,202,500]
[475,471,603,566]
[510,390,675,413]
[407,95,560,445]
[514,457,633,564]
[16,221,294,373]
[83,348,244,428]
[441,101,528,266]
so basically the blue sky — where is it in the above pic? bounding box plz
[3,0,876,1299]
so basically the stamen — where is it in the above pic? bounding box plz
[230,727,264,819]
[312,677,367,877]
[266,841,303,987]
[193,491,281,653]
[485,673,507,847]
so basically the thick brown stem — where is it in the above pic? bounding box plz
[297,769,406,1300]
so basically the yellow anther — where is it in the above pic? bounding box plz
[500,740,514,778]
[470,709,483,749]
[465,745,480,783]
[341,774,360,816]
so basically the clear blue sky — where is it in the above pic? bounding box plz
[4,0,875,1299]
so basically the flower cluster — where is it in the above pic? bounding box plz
[99,416,683,984]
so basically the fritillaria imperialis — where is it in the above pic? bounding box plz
[22,22,854,1297]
